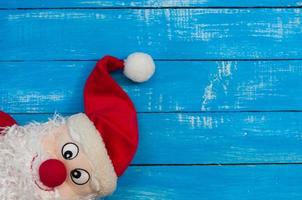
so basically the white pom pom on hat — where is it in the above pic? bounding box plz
[123,52,155,83]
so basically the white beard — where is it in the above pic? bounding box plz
[0,117,65,200]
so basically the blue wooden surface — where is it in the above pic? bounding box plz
[1,0,302,8]
[2,61,302,113]
[1,9,302,60]
[1,1,302,199]
[108,165,302,200]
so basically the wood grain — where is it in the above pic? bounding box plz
[1,2,302,199]
[107,165,302,200]
[11,112,302,164]
[1,9,302,60]
[1,60,302,113]
[1,0,302,8]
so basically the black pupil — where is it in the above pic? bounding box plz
[72,170,81,179]
[64,151,73,159]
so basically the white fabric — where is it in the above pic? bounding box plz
[67,113,117,197]
[124,52,155,82]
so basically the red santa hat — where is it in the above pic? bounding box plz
[0,111,17,133]
[66,52,155,196]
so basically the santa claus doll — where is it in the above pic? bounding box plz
[0,53,155,200]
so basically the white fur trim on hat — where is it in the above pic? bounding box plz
[67,113,117,197]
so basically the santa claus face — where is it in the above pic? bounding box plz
[0,117,100,200]
[39,125,99,199]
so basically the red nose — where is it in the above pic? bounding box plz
[39,159,67,188]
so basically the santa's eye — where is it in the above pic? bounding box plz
[70,168,90,185]
[61,143,79,160]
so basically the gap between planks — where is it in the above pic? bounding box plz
[7,110,302,115]
[130,162,302,167]
[1,6,302,10]
[2,58,302,63]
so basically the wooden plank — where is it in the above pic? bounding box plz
[1,61,302,113]
[107,165,302,200]
[1,9,302,60]
[11,112,302,164]
[1,0,301,8]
